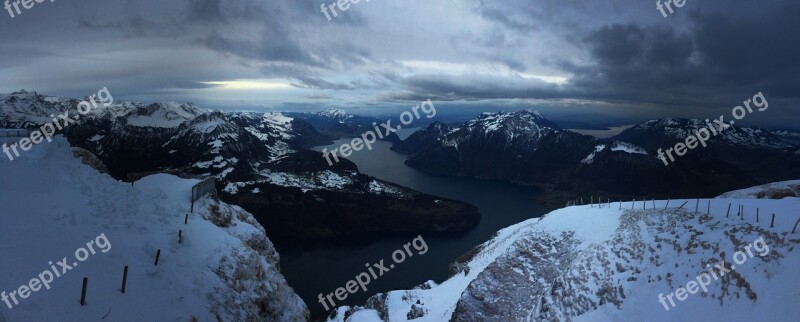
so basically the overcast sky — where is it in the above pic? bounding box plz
[0,0,798,127]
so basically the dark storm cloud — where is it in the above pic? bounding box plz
[566,2,800,107]
[0,0,797,127]
[396,0,800,114]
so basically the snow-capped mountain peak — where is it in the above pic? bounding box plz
[318,107,350,119]
[629,117,792,149]
[122,102,208,128]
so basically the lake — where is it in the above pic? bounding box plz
[275,129,549,319]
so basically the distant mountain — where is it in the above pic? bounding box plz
[0,90,480,241]
[391,121,451,155]
[393,111,796,198]
[612,118,800,184]
[285,107,401,143]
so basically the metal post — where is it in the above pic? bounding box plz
[80,277,88,306]
[121,266,128,293]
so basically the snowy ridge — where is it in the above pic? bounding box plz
[0,136,308,321]
[330,188,800,321]
[717,179,800,199]
[122,102,207,128]
[466,110,558,138]
[318,108,352,121]
[0,90,208,129]
[0,90,73,127]
[581,141,649,164]
[439,110,562,148]
[635,118,792,149]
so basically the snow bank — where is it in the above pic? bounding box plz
[0,136,307,321]
[331,192,800,321]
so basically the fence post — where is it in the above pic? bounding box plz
[155,249,161,266]
[740,205,744,220]
[726,203,731,218]
[695,199,699,212]
[184,214,188,225]
[121,266,128,294]
[179,230,182,244]
[771,213,775,228]
[664,199,670,209]
[80,277,88,306]
[793,217,800,234]
[756,208,759,222]
[678,201,688,209]
[652,199,656,209]
[707,200,710,215]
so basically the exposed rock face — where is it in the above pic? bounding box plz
[451,209,795,321]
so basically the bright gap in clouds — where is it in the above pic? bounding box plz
[400,60,569,85]
[201,79,292,90]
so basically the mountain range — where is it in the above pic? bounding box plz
[0,90,480,242]
[393,110,800,200]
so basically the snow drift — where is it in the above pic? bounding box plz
[0,136,308,321]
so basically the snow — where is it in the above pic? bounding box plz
[0,136,307,321]
[582,142,648,164]
[331,189,800,321]
[330,216,541,322]
[581,144,606,164]
[318,108,351,120]
[260,170,355,192]
[610,141,648,155]
[124,102,207,128]
[263,112,293,125]
[717,180,800,199]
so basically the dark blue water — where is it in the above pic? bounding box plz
[275,131,548,318]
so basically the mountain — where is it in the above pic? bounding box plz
[285,108,402,143]
[1,90,480,241]
[612,118,800,183]
[0,90,76,127]
[0,136,308,321]
[328,184,800,322]
[390,121,451,155]
[395,111,797,198]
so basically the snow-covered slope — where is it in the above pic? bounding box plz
[331,186,800,321]
[0,136,308,321]
[618,118,794,150]
[718,179,800,199]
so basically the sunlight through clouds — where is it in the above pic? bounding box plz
[201,79,292,90]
